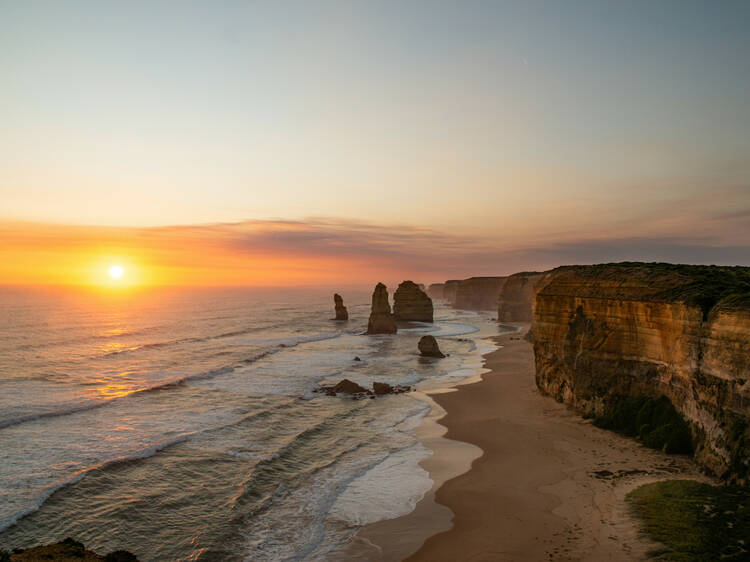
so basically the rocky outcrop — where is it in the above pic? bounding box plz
[7,537,139,561]
[454,276,507,310]
[393,280,434,322]
[427,283,445,299]
[366,283,397,334]
[533,263,750,482]
[443,280,460,305]
[418,335,445,358]
[333,293,348,320]
[315,379,411,398]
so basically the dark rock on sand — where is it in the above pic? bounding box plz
[393,281,434,322]
[418,335,445,358]
[366,283,397,334]
[333,293,348,321]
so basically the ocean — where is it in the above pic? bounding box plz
[0,286,502,560]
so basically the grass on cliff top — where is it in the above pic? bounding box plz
[594,395,693,455]
[556,262,750,317]
[628,479,750,561]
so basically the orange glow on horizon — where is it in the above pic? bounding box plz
[0,220,415,288]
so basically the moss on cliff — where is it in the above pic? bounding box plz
[594,396,693,455]
[551,262,750,319]
[627,479,750,560]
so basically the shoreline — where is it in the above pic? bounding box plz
[347,324,711,561]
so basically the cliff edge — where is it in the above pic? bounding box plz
[533,263,750,482]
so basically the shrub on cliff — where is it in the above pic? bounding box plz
[594,395,693,454]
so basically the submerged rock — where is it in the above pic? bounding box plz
[418,335,445,358]
[7,537,140,561]
[333,293,348,321]
[314,379,411,398]
[393,280,434,322]
[366,283,397,334]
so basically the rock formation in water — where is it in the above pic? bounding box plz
[366,282,397,334]
[315,379,411,397]
[7,537,139,561]
[532,263,750,483]
[333,293,348,320]
[393,280,434,322]
[427,283,445,299]
[497,271,550,322]
[418,335,445,358]
[443,280,460,305]
[454,276,507,310]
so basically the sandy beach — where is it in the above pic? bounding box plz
[351,325,710,561]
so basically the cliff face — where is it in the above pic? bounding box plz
[366,282,397,334]
[497,271,548,322]
[533,264,750,482]
[427,283,445,300]
[393,280,434,322]
[443,280,460,305]
[454,276,507,310]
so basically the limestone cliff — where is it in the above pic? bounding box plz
[497,271,548,322]
[427,283,445,299]
[366,282,397,334]
[443,280,460,305]
[393,280,434,322]
[333,293,348,321]
[533,263,750,482]
[454,276,507,310]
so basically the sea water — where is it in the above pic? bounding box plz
[0,286,505,560]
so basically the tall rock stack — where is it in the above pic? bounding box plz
[366,283,397,334]
[393,280,434,322]
[333,293,348,320]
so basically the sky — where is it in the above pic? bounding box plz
[1,0,749,286]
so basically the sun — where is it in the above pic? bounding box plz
[108,264,125,279]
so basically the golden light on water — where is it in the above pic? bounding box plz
[109,264,125,279]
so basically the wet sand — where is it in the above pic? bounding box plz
[350,325,708,561]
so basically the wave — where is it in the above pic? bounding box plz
[0,433,192,534]
[0,332,344,431]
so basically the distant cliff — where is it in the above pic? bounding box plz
[533,263,750,482]
[454,276,507,310]
[427,283,445,300]
[497,271,549,322]
[443,280,460,305]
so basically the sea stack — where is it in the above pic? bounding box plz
[418,335,445,358]
[393,280,434,322]
[366,283,397,334]
[333,293,348,320]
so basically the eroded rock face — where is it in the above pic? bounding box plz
[533,263,750,482]
[393,280,434,322]
[454,276,507,310]
[333,293,348,320]
[366,282,397,334]
[497,271,550,322]
[443,280,460,305]
[427,283,444,299]
[418,335,445,358]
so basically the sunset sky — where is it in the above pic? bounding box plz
[2,1,749,287]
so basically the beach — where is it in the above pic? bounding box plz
[353,325,709,561]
